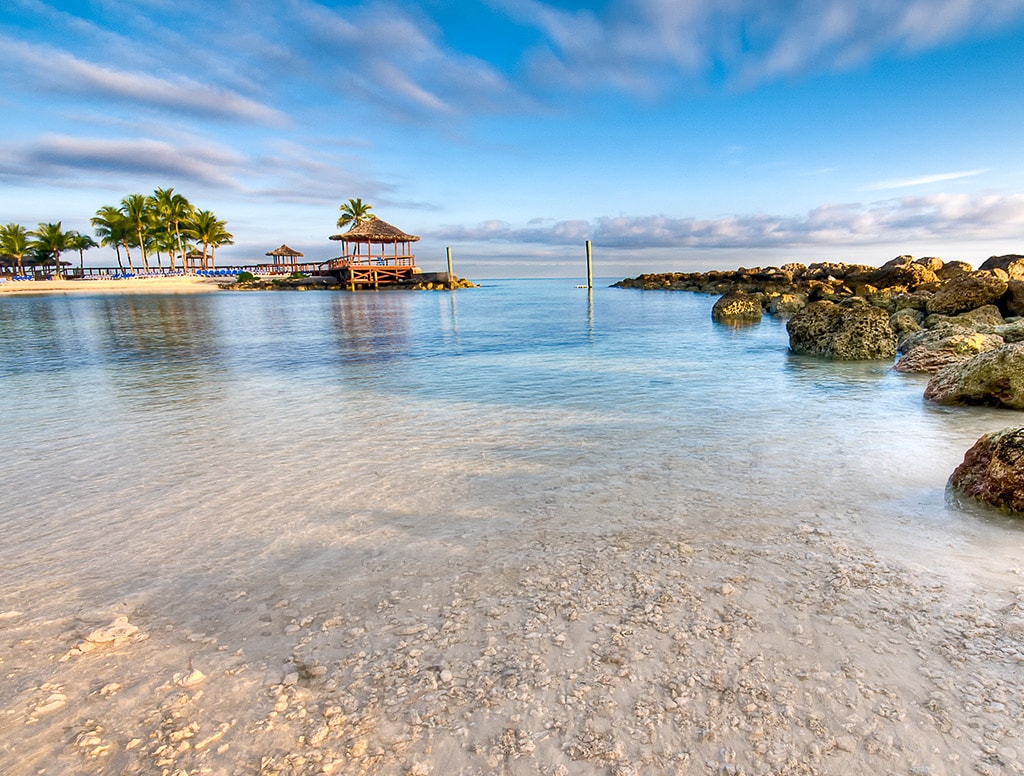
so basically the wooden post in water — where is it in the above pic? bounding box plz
[585,240,593,289]
[446,246,454,289]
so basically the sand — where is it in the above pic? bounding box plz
[1,509,1022,775]
[0,276,232,295]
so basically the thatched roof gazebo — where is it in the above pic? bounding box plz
[266,244,304,267]
[326,217,421,287]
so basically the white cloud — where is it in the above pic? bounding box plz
[1,36,286,125]
[863,169,989,191]
[4,135,247,187]
[490,0,1024,92]
[430,193,1024,250]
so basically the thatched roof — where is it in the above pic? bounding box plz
[266,244,304,258]
[330,218,420,244]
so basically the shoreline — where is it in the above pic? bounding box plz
[0,276,232,295]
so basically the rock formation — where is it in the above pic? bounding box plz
[711,292,763,324]
[786,300,896,360]
[948,427,1024,514]
[923,344,1024,409]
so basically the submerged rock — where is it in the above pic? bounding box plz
[786,300,896,360]
[711,292,763,324]
[923,343,1024,409]
[949,427,1024,514]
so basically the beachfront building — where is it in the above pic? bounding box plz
[325,218,420,288]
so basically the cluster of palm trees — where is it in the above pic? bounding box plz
[0,222,98,278]
[91,188,233,273]
[0,187,233,279]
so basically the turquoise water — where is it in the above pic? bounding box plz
[0,279,1021,627]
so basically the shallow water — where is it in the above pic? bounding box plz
[0,280,1020,623]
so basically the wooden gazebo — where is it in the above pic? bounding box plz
[265,244,304,270]
[326,218,420,287]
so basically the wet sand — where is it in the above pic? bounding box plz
[1,509,1022,775]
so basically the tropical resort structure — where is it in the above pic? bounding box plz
[264,244,304,271]
[324,218,421,288]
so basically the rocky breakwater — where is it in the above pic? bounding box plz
[617,253,1024,513]
[616,254,1024,366]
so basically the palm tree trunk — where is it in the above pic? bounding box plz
[114,244,124,271]
[123,242,134,271]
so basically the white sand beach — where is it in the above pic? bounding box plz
[0,276,232,295]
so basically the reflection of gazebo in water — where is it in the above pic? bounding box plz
[264,244,304,272]
[325,218,420,288]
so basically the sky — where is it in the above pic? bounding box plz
[3,0,1024,278]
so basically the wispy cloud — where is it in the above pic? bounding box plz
[491,0,1024,93]
[0,135,246,188]
[431,194,1024,250]
[863,169,989,191]
[1,36,286,125]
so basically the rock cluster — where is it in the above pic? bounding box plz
[617,253,1024,511]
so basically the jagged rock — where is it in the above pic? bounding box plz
[948,427,1024,514]
[1003,280,1024,317]
[895,330,1004,374]
[848,256,939,290]
[984,320,1024,343]
[768,292,808,316]
[890,308,924,339]
[787,300,897,360]
[924,304,1006,330]
[979,254,1024,280]
[711,292,763,324]
[891,291,933,312]
[924,343,1024,409]
[915,256,945,272]
[935,260,973,280]
[926,271,1009,315]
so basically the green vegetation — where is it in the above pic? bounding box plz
[337,198,374,230]
[236,271,256,283]
[2,187,234,275]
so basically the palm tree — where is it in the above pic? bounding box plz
[91,205,131,271]
[337,198,374,230]
[187,210,234,269]
[65,231,98,273]
[0,223,29,274]
[121,193,153,272]
[152,187,194,272]
[29,222,71,279]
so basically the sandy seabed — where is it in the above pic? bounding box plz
[1,505,1023,776]
[0,277,231,295]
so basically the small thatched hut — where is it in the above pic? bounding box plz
[266,244,304,269]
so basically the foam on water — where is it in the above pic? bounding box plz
[0,279,1020,633]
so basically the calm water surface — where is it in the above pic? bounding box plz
[0,279,1021,627]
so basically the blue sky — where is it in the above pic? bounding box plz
[3,0,1024,278]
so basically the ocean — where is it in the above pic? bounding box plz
[1,278,1021,773]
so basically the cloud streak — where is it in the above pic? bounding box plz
[431,194,1024,250]
[863,169,989,191]
[0,135,246,188]
[491,0,1024,93]
[1,36,286,125]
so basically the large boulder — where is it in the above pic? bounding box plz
[1003,280,1024,317]
[926,271,1009,316]
[936,260,973,280]
[787,300,897,360]
[948,427,1024,514]
[924,343,1024,409]
[768,292,808,317]
[890,307,924,339]
[848,256,939,290]
[711,292,763,324]
[895,329,1004,374]
[923,304,1006,330]
[979,254,1024,280]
